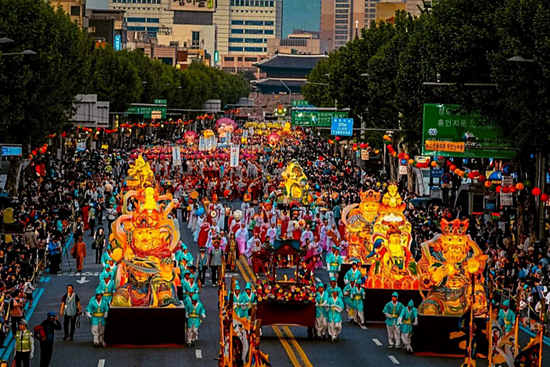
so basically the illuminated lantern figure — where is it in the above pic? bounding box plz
[417,219,487,316]
[341,190,381,262]
[278,160,310,205]
[110,156,181,308]
[379,182,406,213]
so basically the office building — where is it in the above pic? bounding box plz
[267,30,324,55]
[320,0,426,52]
[88,9,127,50]
[214,0,283,75]
[52,0,88,27]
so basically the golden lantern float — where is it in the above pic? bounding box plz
[275,160,310,206]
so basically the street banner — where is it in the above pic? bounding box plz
[230,144,240,168]
[205,136,212,151]
[361,150,369,161]
[399,165,407,175]
[199,136,205,151]
[172,147,181,166]
[500,193,513,206]
[76,142,86,152]
[226,132,232,143]
[243,130,248,139]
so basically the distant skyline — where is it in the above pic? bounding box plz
[86,0,321,37]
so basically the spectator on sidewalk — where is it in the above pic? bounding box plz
[38,311,62,367]
[60,284,81,341]
[92,228,106,264]
[47,237,62,275]
[10,290,25,335]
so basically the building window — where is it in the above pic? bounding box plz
[244,57,257,62]
[128,17,146,22]
[224,57,235,61]
[244,47,263,52]
[245,29,263,34]
[147,18,159,23]
[244,38,264,43]
[231,29,244,34]
[231,20,244,25]
[245,20,263,25]
[229,38,244,43]
[264,29,274,35]
[191,31,200,48]
[70,6,80,16]
[335,25,347,29]
[127,26,146,31]
[147,27,159,32]
[335,30,348,34]
[335,14,348,18]
[335,4,349,8]
[335,9,348,13]
[229,46,244,51]
[264,21,274,26]
[335,36,348,40]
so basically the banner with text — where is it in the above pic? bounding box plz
[230,144,240,168]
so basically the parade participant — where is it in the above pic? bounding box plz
[95,273,115,305]
[185,294,206,347]
[266,222,278,245]
[343,279,355,322]
[14,319,33,367]
[184,274,200,304]
[383,292,404,349]
[70,236,87,274]
[181,271,191,302]
[249,239,263,275]
[86,293,109,347]
[100,247,113,268]
[497,299,516,334]
[326,277,343,299]
[326,289,344,342]
[315,283,328,339]
[60,285,81,341]
[197,219,211,248]
[99,263,116,283]
[398,300,418,353]
[238,282,257,320]
[195,247,208,286]
[344,260,362,285]
[326,246,343,281]
[233,284,242,317]
[300,224,314,246]
[351,280,365,326]
[235,223,249,256]
[226,233,238,271]
[37,311,62,367]
[319,219,329,251]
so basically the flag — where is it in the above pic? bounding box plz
[513,330,541,367]
[493,327,516,367]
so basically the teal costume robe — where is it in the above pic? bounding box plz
[344,268,362,284]
[95,279,116,304]
[498,309,516,333]
[185,301,206,328]
[343,284,353,308]
[326,253,343,274]
[315,291,328,318]
[383,301,404,326]
[86,297,109,326]
[398,307,418,334]
[238,292,257,319]
[350,286,365,312]
[326,295,344,323]
[326,285,343,299]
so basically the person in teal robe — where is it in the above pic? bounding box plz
[350,280,365,325]
[315,283,328,339]
[326,246,343,280]
[326,277,343,299]
[383,291,404,348]
[238,282,257,320]
[398,300,418,353]
[498,299,516,334]
[344,261,362,285]
[95,274,115,305]
[343,279,355,322]
[86,293,110,347]
[185,294,206,346]
[183,274,200,304]
[326,290,344,342]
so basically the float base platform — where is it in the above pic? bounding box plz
[104,306,186,346]
[413,315,487,356]
[363,288,424,323]
[257,301,315,327]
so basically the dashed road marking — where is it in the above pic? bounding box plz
[388,355,400,364]
[372,338,382,346]
[314,277,322,283]
[196,349,202,358]
[98,359,105,367]
[360,324,368,330]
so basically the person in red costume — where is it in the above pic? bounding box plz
[197,220,211,248]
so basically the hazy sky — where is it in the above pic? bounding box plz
[86,0,321,36]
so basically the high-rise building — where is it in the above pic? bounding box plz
[320,0,426,52]
[214,0,283,75]
[108,0,172,41]
[52,0,88,26]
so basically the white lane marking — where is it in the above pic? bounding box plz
[372,338,382,346]
[196,349,203,358]
[315,277,322,283]
[98,359,105,367]
[388,355,399,364]
[58,272,100,277]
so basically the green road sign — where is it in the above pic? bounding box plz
[126,105,167,119]
[291,110,348,127]
[154,99,167,105]
[421,104,516,159]
[292,100,309,107]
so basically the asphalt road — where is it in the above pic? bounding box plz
[4,211,548,367]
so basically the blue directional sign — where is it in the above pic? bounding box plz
[1,145,22,156]
[330,117,354,136]
[114,35,122,51]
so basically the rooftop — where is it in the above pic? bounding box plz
[254,53,327,70]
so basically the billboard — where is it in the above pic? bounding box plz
[376,3,407,23]
[422,104,516,159]
[171,0,216,12]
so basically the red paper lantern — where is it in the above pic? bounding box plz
[403,154,409,160]
[335,137,340,141]
[502,186,510,193]
[387,145,393,150]
[449,165,457,171]
[541,193,549,202]
[31,150,37,156]
[468,172,475,179]
[478,175,486,182]
[509,186,517,193]
[446,161,452,166]
[532,187,541,196]
[398,152,405,159]
[516,183,524,191]
[496,185,502,193]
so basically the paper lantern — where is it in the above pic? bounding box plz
[485,181,492,188]
[541,193,549,202]
[509,186,517,193]
[375,150,380,154]
[449,165,457,171]
[454,168,461,175]
[398,152,404,159]
[516,183,524,191]
[496,186,502,193]
[502,186,510,193]
[403,154,409,160]
[408,159,414,165]
[335,137,340,141]
[523,180,532,188]
[387,145,393,150]
[463,172,469,179]
[431,161,437,167]
[532,188,541,196]
[468,172,475,179]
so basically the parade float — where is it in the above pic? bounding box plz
[255,239,316,330]
[413,218,489,355]
[339,184,422,322]
[104,156,186,345]
[274,160,312,208]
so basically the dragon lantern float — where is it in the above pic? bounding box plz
[109,156,181,308]
[417,218,487,316]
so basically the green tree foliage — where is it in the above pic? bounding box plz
[0,0,92,145]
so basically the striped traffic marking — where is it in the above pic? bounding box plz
[388,355,400,364]
[196,349,203,358]
[98,360,105,367]
[372,338,382,346]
